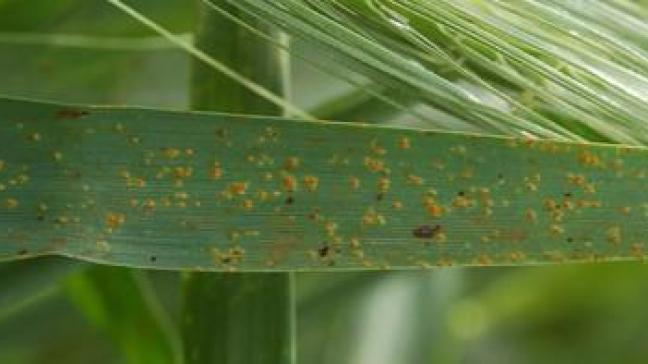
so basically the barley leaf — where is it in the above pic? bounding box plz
[0,96,645,270]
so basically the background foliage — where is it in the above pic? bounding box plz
[2,1,648,363]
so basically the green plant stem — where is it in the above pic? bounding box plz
[190,0,288,114]
[183,2,293,363]
[182,273,292,363]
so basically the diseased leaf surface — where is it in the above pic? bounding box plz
[1,97,646,271]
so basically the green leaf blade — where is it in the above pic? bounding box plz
[1,97,646,270]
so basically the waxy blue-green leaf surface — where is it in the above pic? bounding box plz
[1,97,647,271]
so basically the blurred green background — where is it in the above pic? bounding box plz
[6,258,648,364]
[2,1,648,363]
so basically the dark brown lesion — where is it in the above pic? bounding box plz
[307,209,320,221]
[56,108,89,119]
[214,128,228,139]
[412,224,442,239]
[318,243,330,258]
[317,243,337,266]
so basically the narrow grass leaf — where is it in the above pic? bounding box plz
[0,97,647,270]
[66,267,182,364]
[0,257,81,321]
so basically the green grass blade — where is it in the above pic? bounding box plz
[66,267,182,364]
[0,286,120,364]
[0,0,194,108]
[0,0,193,37]
[184,3,294,363]
[310,86,411,123]
[1,96,647,270]
[0,40,190,107]
[0,257,81,321]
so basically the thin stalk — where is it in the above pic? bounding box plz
[182,2,294,363]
